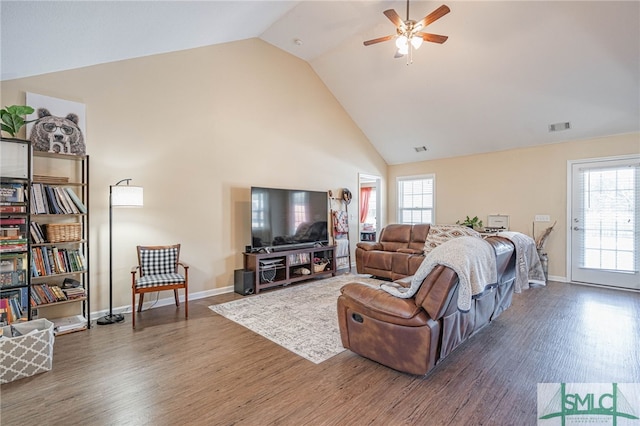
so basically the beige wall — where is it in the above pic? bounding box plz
[388,133,640,279]
[1,39,387,315]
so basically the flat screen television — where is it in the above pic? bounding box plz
[251,186,328,251]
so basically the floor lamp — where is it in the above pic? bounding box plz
[97,178,144,325]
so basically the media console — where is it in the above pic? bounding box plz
[243,245,336,293]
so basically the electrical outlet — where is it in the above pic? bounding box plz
[535,215,551,222]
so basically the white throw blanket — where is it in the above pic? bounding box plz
[497,231,546,292]
[380,236,497,311]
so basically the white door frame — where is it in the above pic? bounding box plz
[358,173,382,238]
[566,154,640,289]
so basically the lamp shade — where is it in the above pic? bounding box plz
[410,35,423,49]
[111,185,143,207]
[395,35,408,50]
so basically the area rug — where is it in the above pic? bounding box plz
[209,274,383,364]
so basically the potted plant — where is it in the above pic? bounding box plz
[456,215,483,230]
[1,105,35,138]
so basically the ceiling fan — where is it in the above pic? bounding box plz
[364,1,450,61]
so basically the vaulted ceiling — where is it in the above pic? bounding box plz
[2,1,638,164]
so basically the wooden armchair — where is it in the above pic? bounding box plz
[131,244,189,329]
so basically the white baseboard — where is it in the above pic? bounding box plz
[548,274,568,283]
[90,285,234,321]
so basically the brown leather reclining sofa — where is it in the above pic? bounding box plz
[338,236,516,375]
[355,224,430,281]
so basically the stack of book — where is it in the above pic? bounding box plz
[51,314,87,334]
[33,175,69,184]
[0,183,27,214]
[61,286,85,300]
[0,217,27,253]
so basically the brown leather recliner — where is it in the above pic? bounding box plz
[338,236,516,375]
[355,224,430,281]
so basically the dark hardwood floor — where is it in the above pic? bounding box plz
[1,280,639,425]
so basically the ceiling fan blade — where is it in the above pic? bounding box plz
[383,9,405,29]
[416,32,449,44]
[415,5,450,30]
[363,34,395,46]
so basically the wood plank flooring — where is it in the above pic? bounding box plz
[1,280,639,425]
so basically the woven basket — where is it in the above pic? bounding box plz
[46,223,81,243]
[313,262,328,273]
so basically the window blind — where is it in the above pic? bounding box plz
[577,162,639,272]
[397,175,435,225]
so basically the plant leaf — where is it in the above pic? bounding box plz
[12,105,34,116]
[1,123,16,137]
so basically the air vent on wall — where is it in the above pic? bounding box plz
[414,146,428,152]
[548,122,571,132]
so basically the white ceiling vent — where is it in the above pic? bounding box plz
[548,122,571,132]
[414,146,428,152]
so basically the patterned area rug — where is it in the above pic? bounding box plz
[209,274,383,364]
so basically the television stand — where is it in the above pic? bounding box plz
[243,245,336,293]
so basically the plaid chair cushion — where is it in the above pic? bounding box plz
[136,273,186,289]
[140,247,178,276]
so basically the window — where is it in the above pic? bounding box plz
[397,175,435,224]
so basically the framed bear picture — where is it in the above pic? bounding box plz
[26,93,86,155]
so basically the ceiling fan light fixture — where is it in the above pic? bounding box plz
[364,2,450,64]
[410,35,423,49]
[395,35,408,50]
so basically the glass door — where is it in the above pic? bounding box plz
[569,156,639,289]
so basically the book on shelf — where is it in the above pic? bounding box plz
[0,183,24,203]
[0,204,26,213]
[0,270,27,287]
[56,187,79,214]
[44,186,64,214]
[49,285,67,301]
[1,289,26,323]
[0,298,10,324]
[31,184,46,214]
[62,286,85,299]
[29,222,46,244]
[1,226,22,240]
[33,175,69,184]
[64,187,86,214]
[0,238,28,253]
[0,217,26,226]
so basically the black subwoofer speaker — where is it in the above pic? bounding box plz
[234,269,255,295]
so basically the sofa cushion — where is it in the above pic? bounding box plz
[423,225,481,254]
[379,224,412,252]
[408,224,430,252]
